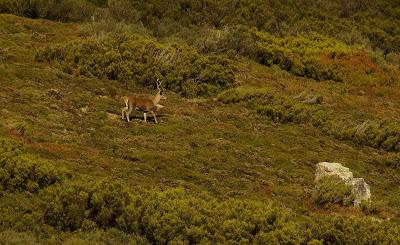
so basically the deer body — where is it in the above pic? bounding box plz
[121,80,165,123]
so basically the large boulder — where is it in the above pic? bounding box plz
[315,162,353,182]
[351,178,371,206]
[315,162,371,206]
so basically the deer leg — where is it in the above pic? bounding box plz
[151,111,158,124]
[126,107,133,122]
[143,113,147,123]
[121,106,128,120]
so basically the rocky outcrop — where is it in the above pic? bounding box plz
[315,162,371,206]
[350,178,371,206]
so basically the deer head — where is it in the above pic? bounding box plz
[154,79,167,104]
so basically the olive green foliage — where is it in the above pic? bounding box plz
[312,176,355,208]
[0,114,399,243]
[42,181,131,232]
[36,180,400,244]
[253,31,394,84]
[333,120,400,152]
[257,104,327,126]
[219,88,400,153]
[380,153,400,169]
[2,0,400,55]
[218,87,328,126]
[0,137,69,193]
[0,0,97,22]
[120,0,400,54]
[3,0,399,85]
[308,216,400,244]
[2,137,393,244]
[36,34,235,97]
[0,0,30,16]
[2,4,400,243]
[42,182,295,243]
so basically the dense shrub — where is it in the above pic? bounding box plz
[0,133,397,244]
[3,1,399,85]
[1,0,97,22]
[0,137,69,193]
[0,0,30,16]
[79,19,149,38]
[42,183,89,231]
[217,87,277,105]
[332,120,400,152]
[219,88,400,152]
[43,183,291,242]
[42,181,134,232]
[36,34,235,97]
[308,216,400,244]
[383,154,400,169]
[218,87,329,126]
[312,176,355,208]
[2,0,400,56]
[253,31,395,84]
[107,0,140,23]
[39,180,400,244]
[257,103,328,126]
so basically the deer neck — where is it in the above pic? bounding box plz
[152,90,161,105]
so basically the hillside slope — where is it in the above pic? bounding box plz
[1,14,400,244]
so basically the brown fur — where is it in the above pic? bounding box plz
[121,80,166,123]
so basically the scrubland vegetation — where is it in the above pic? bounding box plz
[1,0,400,243]
[35,34,235,97]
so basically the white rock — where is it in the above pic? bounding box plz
[351,178,371,206]
[315,162,353,183]
[315,162,371,207]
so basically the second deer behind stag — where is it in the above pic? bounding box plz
[121,79,166,123]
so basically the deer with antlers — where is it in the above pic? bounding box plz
[121,79,166,124]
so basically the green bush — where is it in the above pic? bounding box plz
[376,153,400,169]
[219,88,400,153]
[1,0,97,22]
[308,216,400,244]
[257,103,328,126]
[0,0,30,16]
[0,137,69,193]
[218,87,329,126]
[88,181,131,229]
[38,181,400,244]
[252,30,394,84]
[312,176,355,208]
[36,34,235,97]
[332,120,400,152]
[359,199,385,216]
[42,183,89,231]
[42,184,305,243]
[107,0,140,23]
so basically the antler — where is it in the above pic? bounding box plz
[156,79,163,90]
